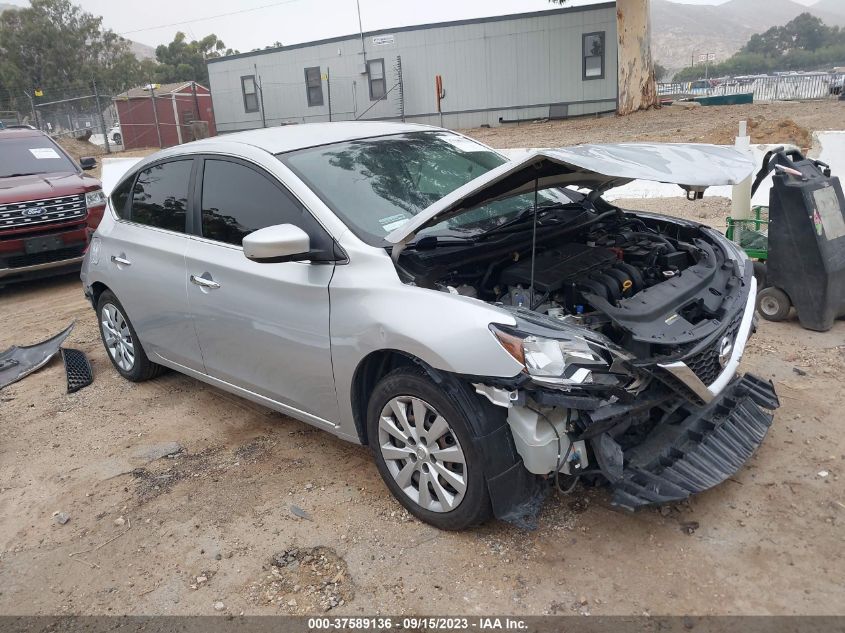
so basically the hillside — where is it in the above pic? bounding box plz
[653,0,845,74]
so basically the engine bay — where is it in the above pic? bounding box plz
[398,208,744,357]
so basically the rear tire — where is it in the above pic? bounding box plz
[367,367,492,531]
[96,290,164,381]
[756,287,791,322]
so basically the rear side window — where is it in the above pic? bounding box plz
[111,178,132,220]
[130,160,193,232]
[200,159,330,251]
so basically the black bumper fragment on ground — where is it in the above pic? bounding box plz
[61,348,93,393]
[0,323,75,389]
[610,374,779,510]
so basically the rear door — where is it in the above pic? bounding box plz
[104,158,205,372]
[184,157,339,427]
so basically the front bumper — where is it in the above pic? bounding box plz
[0,254,85,281]
[656,277,758,404]
[608,373,779,510]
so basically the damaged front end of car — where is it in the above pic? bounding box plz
[471,286,779,512]
[388,142,779,517]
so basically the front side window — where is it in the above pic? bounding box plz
[0,135,77,177]
[304,66,323,107]
[280,132,570,246]
[200,159,328,250]
[241,75,259,113]
[367,58,386,100]
[130,160,192,232]
[583,32,605,80]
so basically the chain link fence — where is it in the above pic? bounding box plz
[0,82,119,152]
[1,80,215,152]
[659,72,845,102]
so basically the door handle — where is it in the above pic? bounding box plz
[111,255,131,266]
[190,274,220,290]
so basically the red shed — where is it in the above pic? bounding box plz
[113,82,217,150]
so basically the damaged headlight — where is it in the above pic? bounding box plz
[490,324,608,386]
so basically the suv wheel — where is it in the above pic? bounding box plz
[367,367,492,530]
[97,290,164,381]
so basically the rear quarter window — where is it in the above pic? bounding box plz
[130,160,193,232]
[110,178,132,220]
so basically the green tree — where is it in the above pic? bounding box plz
[154,32,236,85]
[673,12,845,81]
[0,0,150,101]
[654,62,668,82]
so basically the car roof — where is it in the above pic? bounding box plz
[0,128,50,140]
[187,121,436,154]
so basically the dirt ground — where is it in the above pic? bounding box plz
[1,101,844,617]
[58,137,157,181]
[462,100,844,151]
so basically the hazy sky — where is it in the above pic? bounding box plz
[2,0,821,51]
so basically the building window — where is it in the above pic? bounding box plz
[241,75,259,113]
[367,58,386,100]
[304,66,324,107]
[582,32,605,80]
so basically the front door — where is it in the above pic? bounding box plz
[184,157,340,427]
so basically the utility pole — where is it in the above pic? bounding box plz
[327,67,332,122]
[254,64,267,128]
[26,91,37,129]
[191,81,200,121]
[93,78,111,154]
[356,0,367,70]
[149,81,163,148]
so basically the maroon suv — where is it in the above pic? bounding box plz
[0,128,106,285]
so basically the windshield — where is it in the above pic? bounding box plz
[280,131,571,245]
[0,135,77,178]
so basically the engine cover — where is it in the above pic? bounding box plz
[500,244,618,293]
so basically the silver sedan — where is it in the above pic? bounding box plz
[81,122,778,530]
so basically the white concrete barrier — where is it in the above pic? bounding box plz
[100,157,142,196]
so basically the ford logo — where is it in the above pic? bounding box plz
[21,208,45,217]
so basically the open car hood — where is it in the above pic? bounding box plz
[385,143,755,246]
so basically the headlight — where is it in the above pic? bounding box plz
[85,189,106,208]
[490,325,608,386]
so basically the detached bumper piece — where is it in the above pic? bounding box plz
[610,374,779,510]
[0,323,74,389]
[61,348,93,393]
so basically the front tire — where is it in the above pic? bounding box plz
[367,367,492,530]
[96,290,164,381]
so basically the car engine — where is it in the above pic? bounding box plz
[437,222,698,333]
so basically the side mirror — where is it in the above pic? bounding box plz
[80,156,97,170]
[243,224,311,262]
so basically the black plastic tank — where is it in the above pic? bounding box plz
[766,153,845,331]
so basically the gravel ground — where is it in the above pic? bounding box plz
[1,101,843,617]
[461,100,845,150]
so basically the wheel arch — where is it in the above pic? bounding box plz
[90,281,111,307]
[350,349,430,445]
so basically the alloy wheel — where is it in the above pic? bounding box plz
[378,396,468,513]
[100,303,135,371]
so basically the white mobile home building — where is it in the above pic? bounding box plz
[207,3,618,132]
